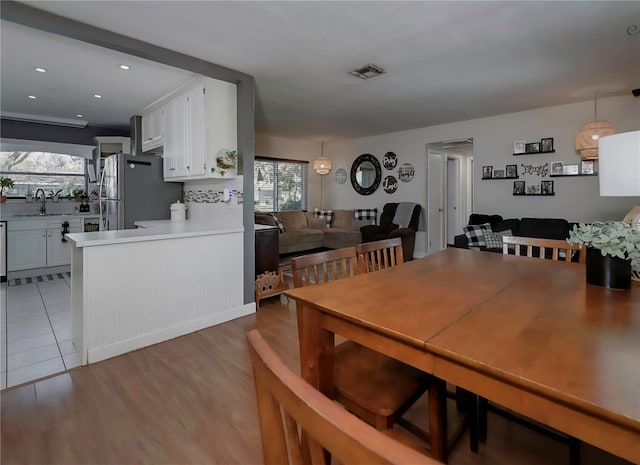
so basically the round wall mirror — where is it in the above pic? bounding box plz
[350,154,381,195]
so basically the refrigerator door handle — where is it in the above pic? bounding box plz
[98,164,106,229]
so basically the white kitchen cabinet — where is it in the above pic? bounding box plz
[159,77,237,182]
[8,229,47,271]
[7,217,82,271]
[141,106,164,152]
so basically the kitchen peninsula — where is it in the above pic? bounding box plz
[66,221,251,365]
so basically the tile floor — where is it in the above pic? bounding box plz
[1,273,80,390]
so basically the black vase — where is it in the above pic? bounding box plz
[585,247,632,290]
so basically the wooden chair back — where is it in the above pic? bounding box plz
[502,236,585,264]
[357,237,405,273]
[247,329,439,465]
[290,247,360,288]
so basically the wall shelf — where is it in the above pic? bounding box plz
[482,176,519,180]
[550,173,597,178]
[513,150,556,156]
[513,193,555,196]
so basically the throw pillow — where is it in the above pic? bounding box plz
[313,208,334,228]
[463,223,491,249]
[484,229,513,250]
[269,213,285,233]
[354,208,378,225]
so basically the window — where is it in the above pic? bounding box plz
[255,157,308,212]
[0,151,87,198]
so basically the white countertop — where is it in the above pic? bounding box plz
[66,219,243,247]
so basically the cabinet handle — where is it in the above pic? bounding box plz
[147,137,153,141]
[170,167,175,171]
[43,234,46,238]
[187,166,190,170]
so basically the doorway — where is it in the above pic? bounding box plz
[425,139,474,255]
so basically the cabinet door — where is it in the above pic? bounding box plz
[174,94,190,177]
[46,228,71,267]
[163,100,178,179]
[142,107,164,152]
[8,229,47,271]
[186,85,205,176]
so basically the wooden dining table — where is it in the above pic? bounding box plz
[284,247,640,464]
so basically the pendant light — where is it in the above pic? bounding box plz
[314,141,332,175]
[575,93,616,160]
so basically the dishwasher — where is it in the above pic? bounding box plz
[1,221,6,282]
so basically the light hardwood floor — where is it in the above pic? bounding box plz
[1,295,630,465]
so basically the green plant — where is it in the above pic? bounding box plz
[72,188,87,199]
[0,176,15,195]
[211,150,237,176]
[568,221,640,266]
[48,189,63,199]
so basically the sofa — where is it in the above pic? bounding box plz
[453,213,577,252]
[360,203,421,261]
[255,210,373,255]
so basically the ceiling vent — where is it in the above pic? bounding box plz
[349,63,386,80]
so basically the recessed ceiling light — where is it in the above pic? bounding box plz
[34,67,47,73]
[76,114,84,118]
[28,95,37,99]
[93,94,102,99]
[119,64,131,70]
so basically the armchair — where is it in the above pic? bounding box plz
[360,203,421,260]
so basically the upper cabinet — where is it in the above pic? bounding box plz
[141,77,237,182]
[141,106,164,153]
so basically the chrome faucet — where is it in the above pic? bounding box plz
[35,188,47,215]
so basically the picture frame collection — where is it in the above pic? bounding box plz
[513,137,554,155]
[481,136,598,197]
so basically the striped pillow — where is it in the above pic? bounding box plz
[269,213,285,233]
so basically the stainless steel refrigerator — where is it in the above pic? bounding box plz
[99,154,183,230]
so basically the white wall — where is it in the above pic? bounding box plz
[257,96,639,256]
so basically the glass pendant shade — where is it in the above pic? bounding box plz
[575,120,616,160]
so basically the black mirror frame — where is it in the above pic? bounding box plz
[350,153,382,196]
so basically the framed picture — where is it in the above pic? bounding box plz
[551,161,564,175]
[525,142,541,153]
[493,169,505,178]
[527,184,540,194]
[581,160,594,174]
[513,181,525,195]
[563,164,579,175]
[505,164,517,178]
[541,137,554,152]
[514,140,526,154]
[482,165,493,179]
[541,180,554,195]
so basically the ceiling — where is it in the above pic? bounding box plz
[2,1,639,141]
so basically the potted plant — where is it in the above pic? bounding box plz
[72,188,87,202]
[211,149,237,177]
[568,221,640,290]
[0,176,15,203]
[25,189,34,203]
[48,189,63,202]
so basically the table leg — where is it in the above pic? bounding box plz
[428,378,448,462]
[300,305,334,398]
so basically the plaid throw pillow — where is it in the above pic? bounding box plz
[269,213,285,233]
[484,229,513,250]
[463,223,491,249]
[354,208,378,225]
[313,208,334,229]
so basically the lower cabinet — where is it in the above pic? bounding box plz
[8,218,82,272]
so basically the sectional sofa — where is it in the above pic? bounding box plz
[255,210,372,255]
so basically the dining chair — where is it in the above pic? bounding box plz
[246,329,441,465]
[357,237,404,273]
[290,248,438,450]
[484,235,584,464]
[502,236,585,263]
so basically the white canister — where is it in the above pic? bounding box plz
[170,200,187,221]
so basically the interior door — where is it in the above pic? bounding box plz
[447,158,461,245]
[428,151,446,254]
